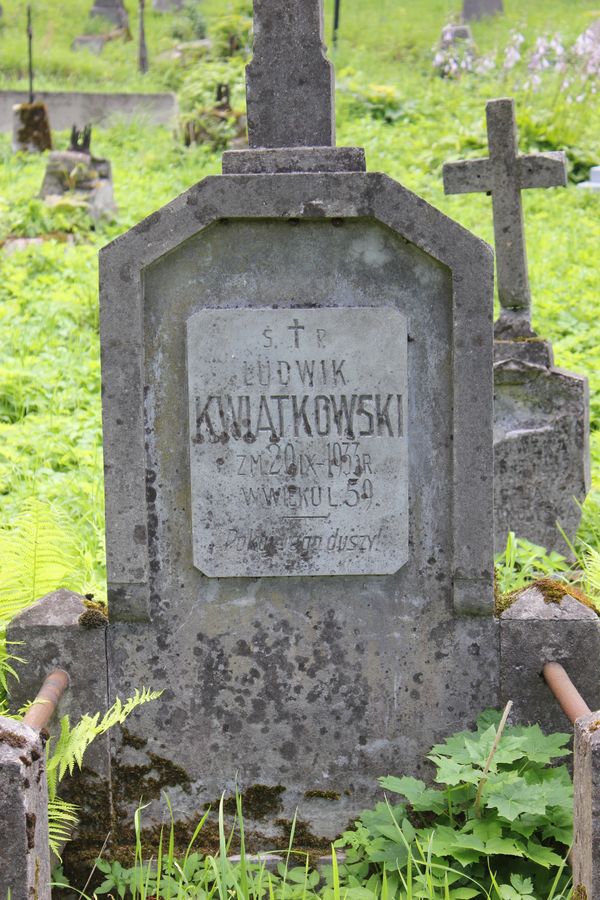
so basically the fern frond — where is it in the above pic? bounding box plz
[0,498,80,625]
[46,688,163,799]
[48,796,80,859]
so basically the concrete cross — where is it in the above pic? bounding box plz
[245,0,335,149]
[443,98,567,338]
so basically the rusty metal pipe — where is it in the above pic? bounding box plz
[23,669,70,732]
[542,662,591,725]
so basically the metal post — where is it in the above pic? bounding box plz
[23,669,70,732]
[138,0,148,74]
[333,0,341,46]
[27,4,34,103]
[542,662,592,725]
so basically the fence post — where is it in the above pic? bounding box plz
[0,717,51,900]
[573,711,600,900]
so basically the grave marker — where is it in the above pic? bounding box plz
[462,0,503,21]
[90,0,129,28]
[444,99,589,553]
[444,98,567,340]
[13,0,500,864]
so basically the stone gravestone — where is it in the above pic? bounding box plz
[444,98,590,554]
[90,0,129,28]
[96,0,498,848]
[39,125,117,219]
[462,0,503,21]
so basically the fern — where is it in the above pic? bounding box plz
[48,797,80,858]
[46,688,162,854]
[47,688,163,800]
[0,498,80,625]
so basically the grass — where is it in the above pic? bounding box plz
[0,0,599,602]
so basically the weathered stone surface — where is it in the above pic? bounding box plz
[96,0,498,847]
[90,0,129,27]
[100,169,496,836]
[0,717,51,900]
[153,0,183,8]
[246,0,334,148]
[462,0,503,21]
[71,34,108,54]
[7,591,111,844]
[578,165,600,192]
[187,307,408,577]
[222,146,366,174]
[40,149,117,219]
[12,101,52,153]
[573,710,600,900]
[500,585,600,734]
[443,98,567,338]
[494,356,590,554]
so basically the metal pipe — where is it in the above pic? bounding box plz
[543,662,591,725]
[23,670,70,732]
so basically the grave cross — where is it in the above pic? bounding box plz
[245,0,335,149]
[443,98,567,338]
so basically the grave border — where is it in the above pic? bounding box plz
[100,171,494,621]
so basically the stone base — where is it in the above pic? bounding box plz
[494,340,590,555]
[12,102,52,153]
[499,585,600,733]
[40,150,117,218]
[222,146,366,174]
[577,166,600,191]
[6,591,112,850]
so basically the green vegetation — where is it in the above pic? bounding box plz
[0,1,598,891]
[51,710,572,898]
[1,0,599,601]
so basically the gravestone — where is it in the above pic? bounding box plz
[444,98,590,554]
[6,0,600,876]
[39,126,117,219]
[439,24,473,50]
[90,0,129,28]
[462,0,503,21]
[97,0,497,847]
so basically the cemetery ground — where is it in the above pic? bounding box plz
[0,0,599,896]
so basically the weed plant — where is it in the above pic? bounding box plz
[50,710,572,899]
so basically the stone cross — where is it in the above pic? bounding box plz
[245,0,335,149]
[443,98,567,337]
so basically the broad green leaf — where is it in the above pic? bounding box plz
[379,776,446,813]
[430,755,481,786]
[485,781,545,821]
[524,841,565,868]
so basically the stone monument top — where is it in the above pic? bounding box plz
[223,0,365,174]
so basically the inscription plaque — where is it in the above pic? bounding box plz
[187,307,408,577]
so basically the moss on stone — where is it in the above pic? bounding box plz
[303,789,341,801]
[495,578,599,617]
[205,783,286,820]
